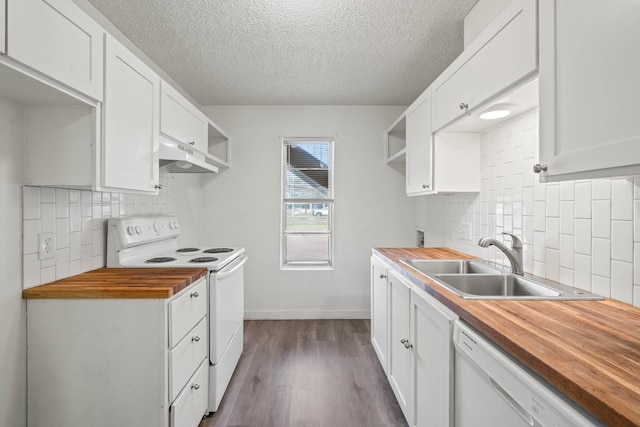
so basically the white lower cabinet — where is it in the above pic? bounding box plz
[384,267,457,427]
[371,255,390,373]
[26,278,209,427]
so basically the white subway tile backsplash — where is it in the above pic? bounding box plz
[611,221,633,263]
[22,178,171,287]
[433,108,640,306]
[592,200,611,239]
[612,179,634,220]
[23,187,40,220]
[611,261,633,304]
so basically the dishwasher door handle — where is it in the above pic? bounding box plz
[490,377,535,426]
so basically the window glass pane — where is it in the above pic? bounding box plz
[284,234,330,264]
[284,203,330,232]
[284,142,332,200]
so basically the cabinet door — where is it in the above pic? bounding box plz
[432,0,537,131]
[410,289,456,427]
[539,0,640,182]
[160,81,208,153]
[0,0,5,55]
[103,35,160,193]
[7,0,104,101]
[387,270,412,425]
[371,256,390,373]
[406,89,432,196]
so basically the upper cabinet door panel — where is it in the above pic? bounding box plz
[539,0,640,181]
[103,35,159,193]
[406,91,433,196]
[160,81,208,153]
[432,0,537,131]
[0,0,6,55]
[7,0,104,101]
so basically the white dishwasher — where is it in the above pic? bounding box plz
[453,321,604,427]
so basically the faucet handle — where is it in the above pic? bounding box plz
[502,232,523,249]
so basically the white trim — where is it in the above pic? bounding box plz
[245,310,370,320]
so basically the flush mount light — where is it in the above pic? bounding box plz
[175,161,193,169]
[479,103,514,120]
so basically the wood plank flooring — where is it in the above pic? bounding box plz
[200,319,407,427]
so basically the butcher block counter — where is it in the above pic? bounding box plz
[375,247,640,427]
[22,267,207,299]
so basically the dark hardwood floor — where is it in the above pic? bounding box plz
[200,319,407,427]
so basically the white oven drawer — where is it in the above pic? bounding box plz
[169,278,207,348]
[170,317,208,402]
[170,359,209,427]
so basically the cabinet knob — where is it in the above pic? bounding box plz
[459,102,469,111]
[533,164,548,173]
[190,291,199,298]
[379,273,387,279]
[154,184,163,189]
[400,338,413,349]
[191,383,200,390]
[192,336,201,342]
[422,184,430,189]
[189,141,195,146]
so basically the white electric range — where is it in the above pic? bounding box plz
[106,215,246,413]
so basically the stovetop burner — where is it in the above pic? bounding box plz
[189,257,219,263]
[145,257,177,263]
[176,247,200,253]
[203,248,234,254]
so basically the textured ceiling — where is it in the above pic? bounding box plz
[86,0,478,105]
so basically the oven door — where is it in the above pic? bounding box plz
[209,254,247,364]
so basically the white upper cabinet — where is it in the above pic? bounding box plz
[431,0,537,132]
[7,0,104,101]
[406,89,433,195]
[538,0,640,182]
[103,34,160,193]
[0,0,6,55]
[160,81,208,153]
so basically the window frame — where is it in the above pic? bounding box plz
[280,137,335,270]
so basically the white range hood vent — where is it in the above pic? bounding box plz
[159,136,219,173]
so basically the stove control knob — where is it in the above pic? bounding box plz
[169,222,175,230]
[126,226,135,236]
[153,222,161,232]
[174,221,180,229]
[135,226,142,235]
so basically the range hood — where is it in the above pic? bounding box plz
[159,137,219,173]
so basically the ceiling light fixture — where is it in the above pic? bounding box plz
[175,161,193,169]
[479,103,514,120]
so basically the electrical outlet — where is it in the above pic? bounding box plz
[459,222,472,241]
[38,232,56,260]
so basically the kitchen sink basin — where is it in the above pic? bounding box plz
[400,258,604,300]
[432,273,603,300]
[400,258,501,275]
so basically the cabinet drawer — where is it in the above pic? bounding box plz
[170,359,209,427]
[170,317,208,402]
[160,81,208,153]
[169,279,207,348]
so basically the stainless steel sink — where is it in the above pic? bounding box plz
[400,258,604,300]
[432,273,603,300]
[400,258,501,275]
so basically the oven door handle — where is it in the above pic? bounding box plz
[216,255,248,279]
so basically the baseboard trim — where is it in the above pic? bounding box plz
[245,310,370,320]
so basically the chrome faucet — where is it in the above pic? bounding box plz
[478,232,524,275]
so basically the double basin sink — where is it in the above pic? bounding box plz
[400,258,603,300]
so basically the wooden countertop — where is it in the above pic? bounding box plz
[22,268,207,299]
[374,247,640,427]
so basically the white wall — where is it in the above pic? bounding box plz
[0,97,27,427]
[422,108,640,306]
[200,106,415,319]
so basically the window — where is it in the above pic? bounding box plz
[281,138,334,268]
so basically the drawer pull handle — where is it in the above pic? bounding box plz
[191,291,199,298]
[189,141,196,146]
[400,338,413,349]
[379,273,387,279]
[192,336,201,342]
[191,383,200,390]
[459,102,469,111]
